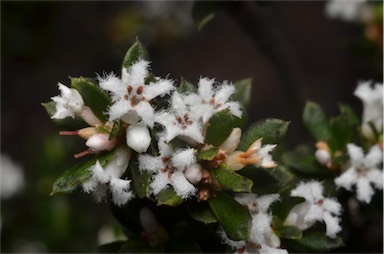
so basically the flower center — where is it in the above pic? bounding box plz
[174,113,193,130]
[124,85,146,106]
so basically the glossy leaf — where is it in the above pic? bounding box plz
[212,163,253,192]
[129,158,151,199]
[231,78,252,109]
[178,78,197,94]
[188,202,217,224]
[42,101,87,129]
[109,121,123,140]
[237,118,289,151]
[198,147,218,161]
[208,191,251,241]
[157,188,183,207]
[70,77,111,123]
[282,145,332,178]
[205,110,244,147]
[273,217,302,240]
[284,232,344,252]
[122,38,149,69]
[51,150,115,195]
[303,101,332,142]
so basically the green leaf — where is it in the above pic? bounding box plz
[212,163,253,192]
[129,158,151,199]
[42,101,87,129]
[122,38,149,69]
[273,217,302,240]
[198,147,218,161]
[157,188,183,206]
[237,118,289,151]
[208,191,251,241]
[119,239,165,253]
[188,202,218,224]
[51,150,115,195]
[284,232,344,252]
[178,78,197,94]
[205,110,244,147]
[70,77,111,123]
[192,2,222,30]
[109,121,123,140]
[282,145,332,178]
[231,78,252,109]
[303,101,332,142]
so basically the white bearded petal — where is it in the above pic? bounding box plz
[190,103,214,124]
[198,77,215,100]
[365,145,383,167]
[58,83,84,113]
[171,149,196,171]
[256,194,280,213]
[225,101,243,118]
[122,60,149,86]
[109,178,134,206]
[150,172,170,195]
[356,177,375,203]
[171,171,196,199]
[104,147,132,178]
[51,101,75,119]
[366,168,383,190]
[83,178,98,193]
[217,227,246,250]
[92,161,110,184]
[347,143,365,165]
[234,193,257,209]
[183,93,201,106]
[259,245,288,254]
[322,198,342,216]
[144,79,175,100]
[258,144,277,168]
[250,213,272,245]
[335,168,357,191]
[133,101,155,127]
[108,100,132,121]
[291,181,324,203]
[92,184,108,203]
[323,212,341,239]
[215,84,235,105]
[171,92,189,114]
[304,204,323,223]
[98,73,125,99]
[138,155,162,173]
[182,124,204,144]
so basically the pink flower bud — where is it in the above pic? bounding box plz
[86,133,116,151]
[126,124,151,153]
[220,128,241,154]
[185,163,203,184]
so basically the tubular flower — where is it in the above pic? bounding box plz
[99,60,175,127]
[285,181,342,238]
[335,144,383,203]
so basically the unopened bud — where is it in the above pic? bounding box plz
[185,163,203,184]
[140,207,158,235]
[86,133,116,151]
[220,128,241,154]
[79,106,103,127]
[126,124,151,153]
[315,149,331,166]
[225,151,246,171]
[78,127,98,139]
[104,147,132,178]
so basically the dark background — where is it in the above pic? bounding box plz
[1,1,382,252]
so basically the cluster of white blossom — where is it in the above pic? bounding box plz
[325,0,369,22]
[50,59,278,207]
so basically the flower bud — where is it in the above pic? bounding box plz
[104,147,132,178]
[185,163,203,184]
[79,107,103,127]
[78,127,98,139]
[60,84,84,113]
[86,133,116,151]
[220,128,241,154]
[140,207,158,235]
[126,124,151,153]
[315,149,331,166]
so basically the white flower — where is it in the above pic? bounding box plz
[1,154,25,199]
[125,123,152,153]
[225,138,277,171]
[82,147,133,206]
[354,81,383,140]
[315,141,332,167]
[51,83,84,119]
[285,181,342,238]
[219,193,287,254]
[335,143,383,203]
[138,140,197,199]
[325,0,367,22]
[155,91,204,145]
[99,60,175,126]
[184,77,242,124]
[220,128,242,154]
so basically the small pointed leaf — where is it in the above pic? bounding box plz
[198,147,218,161]
[157,188,183,206]
[122,38,149,69]
[208,191,251,241]
[188,202,218,224]
[129,158,151,199]
[178,78,197,94]
[70,77,111,123]
[212,163,253,192]
[303,101,332,142]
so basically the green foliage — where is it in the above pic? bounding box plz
[178,78,198,94]
[284,232,344,252]
[51,150,115,195]
[197,147,218,161]
[208,191,251,241]
[303,101,333,142]
[70,77,111,123]
[212,163,253,192]
[122,38,149,69]
[188,202,218,224]
[237,118,289,151]
[157,188,183,207]
[129,158,151,199]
